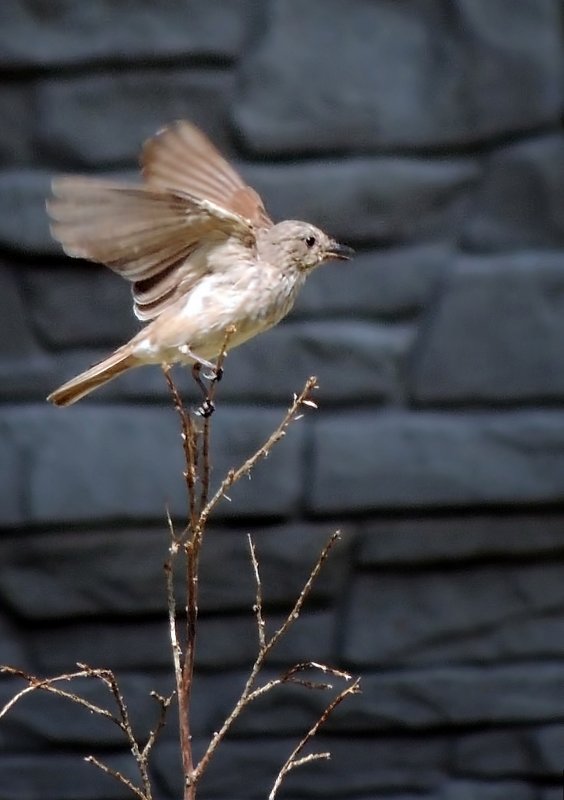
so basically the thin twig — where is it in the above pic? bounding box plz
[198,376,319,528]
[0,667,119,725]
[163,330,239,800]
[266,531,341,655]
[143,691,174,760]
[247,534,266,649]
[75,664,154,798]
[199,326,235,514]
[85,755,147,800]
[1,664,162,798]
[268,678,362,800]
[163,365,198,534]
[192,530,341,782]
[247,661,349,704]
[282,661,352,682]
[164,515,193,788]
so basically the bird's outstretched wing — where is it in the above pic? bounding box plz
[47,177,256,320]
[141,121,273,230]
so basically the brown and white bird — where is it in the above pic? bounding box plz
[46,121,353,406]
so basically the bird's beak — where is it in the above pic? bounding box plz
[327,240,355,260]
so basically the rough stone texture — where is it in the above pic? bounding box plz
[296,242,453,320]
[234,0,563,153]
[437,781,534,800]
[409,251,564,404]
[344,564,564,665]
[356,512,564,565]
[463,134,564,251]
[0,525,345,621]
[37,69,237,168]
[0,82,35,167]
[156,736,446,798]
[245,157,480,245]
[0,404,304,526]
[0,0,253,68]
[309,410,564,513]
[232,664,564,732]
[2,2,564,800]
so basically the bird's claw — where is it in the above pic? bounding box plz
[196,399,215,418]
[203,366,223,383]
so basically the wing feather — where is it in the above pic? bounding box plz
[47,177,256,320]
[141,121,273,229]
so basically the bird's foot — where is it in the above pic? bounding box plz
[196,398,215,418]
[204,365,223,382]
[191,360,222,417]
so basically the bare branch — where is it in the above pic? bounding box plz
[162,365,198,533]
[0,667,120,726]
[265,531,341,656]
[143,691,174,760]
[85,755,147,800]
[164,517,193,789]
[199,326,235,514]
[285,751,330,771]
[192,531,342,782]
[282,661,352,682]
[247,660,349,703]
[75,664,155,797]
[247,534,266,649]
[198,376,319,526]
[268,678,362,800]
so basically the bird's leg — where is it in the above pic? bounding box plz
[191,363,223,418]
[191,362,215,417]
[179,344,224,416]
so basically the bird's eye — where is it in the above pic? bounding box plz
[305,235,316,248]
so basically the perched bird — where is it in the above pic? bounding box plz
[46,121,353,407]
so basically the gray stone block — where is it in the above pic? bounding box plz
[0,672,176,749]
[410,252,564,404]
[0,752,140,799]
[296,243,453,320]
[463,135,564,251]
[309,410,564,514]
[0,668,258,748]
[0,525,344,619]
[21,264,136,349]
[0,262,39,358]
[357,513,564,566]
[454,725,564,779]
[331,665,564,730]
[0,0,252,68]
[0,613,25,665]
[155,735,445,798]
[245,157,479,245]
[187,608,336,670]
[0,170,53,253]
[0,81,34,166]
[37,69,236,168]
[234,0,563,153]
[437,780,534,800]
[0,404,303,526]
[344,563,564,666]
[221,320,412,406]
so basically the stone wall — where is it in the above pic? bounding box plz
[1,1,564,798]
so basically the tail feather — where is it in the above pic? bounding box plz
[48,348,138,406]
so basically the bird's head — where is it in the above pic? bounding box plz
[259,220,354,272]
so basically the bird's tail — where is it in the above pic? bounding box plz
[47,347,138,407]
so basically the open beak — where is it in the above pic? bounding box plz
[327,240,355,260]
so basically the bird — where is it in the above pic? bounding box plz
[46,121,354,408]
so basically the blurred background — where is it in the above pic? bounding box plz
[1,1,564,798]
